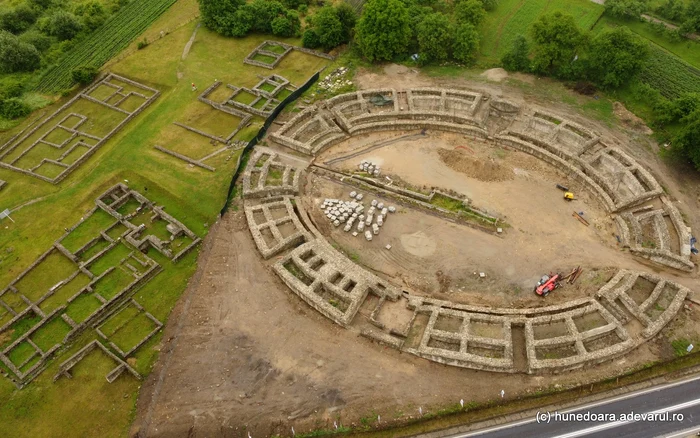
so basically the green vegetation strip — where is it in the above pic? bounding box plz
[34,0,178,94]
[639,44,700,98]
[480,0,604,61]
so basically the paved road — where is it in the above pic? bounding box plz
[443,375,700,438]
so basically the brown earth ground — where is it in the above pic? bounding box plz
[131,66,700,437]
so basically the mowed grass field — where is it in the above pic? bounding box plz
[479,0,605,63]
[0,0,330,436]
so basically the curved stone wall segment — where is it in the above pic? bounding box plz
[269,88,693,272]
[242,88,696,374]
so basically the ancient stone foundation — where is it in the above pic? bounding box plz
[240,87,698,375]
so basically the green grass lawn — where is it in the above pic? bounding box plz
[0,0,331,434]
[480,0,605,63]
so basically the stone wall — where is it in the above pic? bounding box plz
[241,150,302,198]
[273,240,400,327]
[244,196,311,259]
[0,73,159,183]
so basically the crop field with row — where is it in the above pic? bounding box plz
[639,44,700,98]
[34,0,178,94]
[479,0,605,62]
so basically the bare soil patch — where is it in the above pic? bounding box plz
[481,68,509,82]
[437,148,514,182]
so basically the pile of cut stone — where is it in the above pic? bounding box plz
[318,67,352,92]
[359,160,380,177]
[320,191,396,241]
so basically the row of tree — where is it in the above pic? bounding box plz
[606,0,700,35]
[500,12,648,90]
[355,0,489,64]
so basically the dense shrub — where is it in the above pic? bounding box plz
[454,0,486,26]
[74,1,108,32]
[72,65,99,84]
[0,98,31,120]
[587,27,647,89]
[501,34,530,72]
[453,22,480,64]
[0,5,38,35]
[20,30,54,52]
[271,11,301,37]
[0,77,25,100]
[302,4,356,50]
[530,12,587,79]
[246,0,286,34]
[356,0,411,61]
[41,10,83,41]
[0,31,41,73]
[302,27,321,48]
[417,13,453,64]
[198,0,247,36]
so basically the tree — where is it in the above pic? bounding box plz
[272,11,300,37]
[0,5,38,35]
[75,1,108,32]
[335,2,357,42]
[530,12,587,79]
[29,0,53,9]
[72,65,99,85]
[302,27,321,48]
[406,3,434,48]
[680,0,700,33]
[230,8,253,37]
[20,30,53,52]
[587,27,647,89]
[455,0,486,26]
[41,10,82,41]
[656,0,685,22]
[480,0,498,11]
[453,22,480,64]
[605,0,647,20]
[0,76,25,100]
[417,13,453,64]
[0,98,31,120]
[245,0,286,34]
[314,6,344,50]
[0,31,41,74]
[673,107,700,170]
[281,0,308,9]
[356,0,412,62]
[501,34,530,72]
[197,0,246,36]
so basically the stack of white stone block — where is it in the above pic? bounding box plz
[320,191,396,241]
[358,160,381,177]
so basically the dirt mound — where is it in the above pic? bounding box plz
[481,68,508,82]
[614,102,653,135]
[437,148,513,182]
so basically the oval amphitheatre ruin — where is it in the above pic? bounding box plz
[240,87,695,375]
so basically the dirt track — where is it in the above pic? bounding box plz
[131,208,677,438]
[131,67,700,437]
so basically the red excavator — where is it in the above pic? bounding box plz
[534,273,562,296]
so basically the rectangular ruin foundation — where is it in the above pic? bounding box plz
[0,183,199,388]
[0,74,159,183]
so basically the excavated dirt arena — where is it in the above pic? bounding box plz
[132,210,669,438]
[131,66,700,437]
